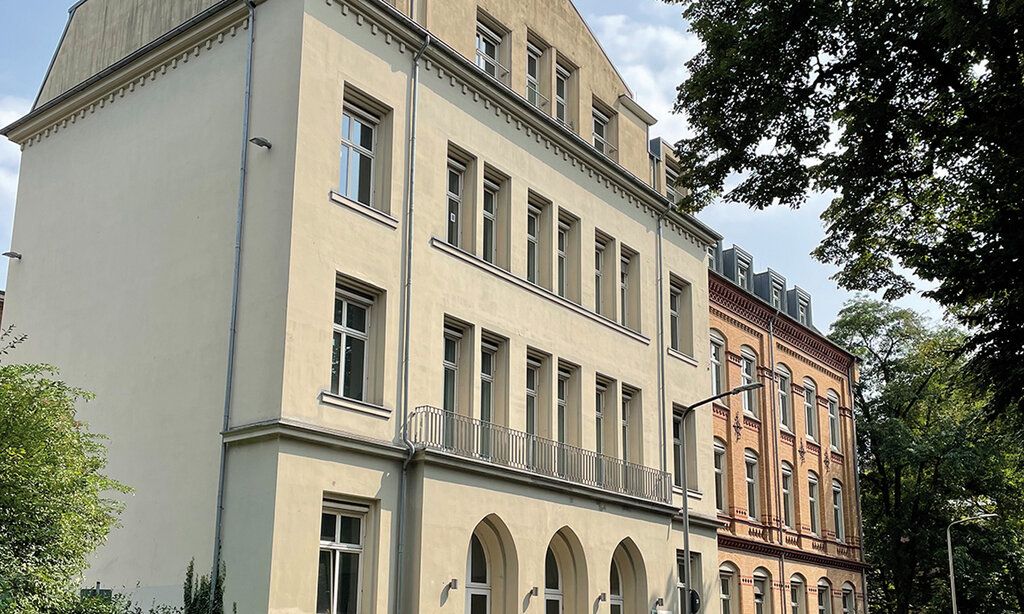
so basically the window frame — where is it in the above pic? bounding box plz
[713,439,728,513]
[804,379,819,442]
[781,462,795,529]
[777,365,793,431]
[555,64,572,127]
[482,178,499,264]
[466,533,492,614]
[710,332,725,396]
[740,348,758,416]
[331,287,374,402]
[339,104,379,209]
[544,547,563,613]
[526,204,541,284]
[526,43,547,110]
[592,107,615,156]
[475,21,508,82]
[828,393,841,451]
[317,504,367,614]
[745,449,760,520]
[808,472,820,536]
[832,480,846,542]
[447,159,466,248]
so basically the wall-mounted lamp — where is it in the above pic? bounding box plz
[597,592,607,602]
[249,136,273,149]
[2,251,22,260]
[447,579,458,590]
[655,597,665,606]
[530,587,539,597]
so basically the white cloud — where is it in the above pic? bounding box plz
[0,96,31,288]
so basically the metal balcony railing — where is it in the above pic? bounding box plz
[408,406,672,504]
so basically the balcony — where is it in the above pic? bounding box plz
[408,406,672,504]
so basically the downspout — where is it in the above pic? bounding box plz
[392,32,432,614]
[767,308,784,548]
[848,361,870,613]
[655,205,669,475]
[210,0,257,604]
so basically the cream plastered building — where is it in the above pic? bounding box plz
[0,0,734,613]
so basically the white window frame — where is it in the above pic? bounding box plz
[544,548,563,613]
[781,462,794,529]
[593,107,614,156]
[594,239,606,315]
[741,349,758,416]
[620,390,633,462]
[714,439,727,513]
[669,282,682,351]
[595,382,606,456]
[841,588,855,614]
[527,205,541,284]
[443,327,461,415]
[466,534,491,614]
[526,43,547,109]
[798,300,809,325]
[771,282,784,309]
[447,160,465,248]
[790,578,806,614]
[318,504,366,614]
[339,104,378,208]
[817,582,833,614]
[710,333,725,396]
[555,65,571,127]
[482,179,499,264]
[833,481,846,542]
[557,220,569,298]
[720,569,735,614]
[778,366,792,431]
[475,22,508,81]
[526,359,539,437]
[556,369,570,446]
[753,571,770,614]
[619,253,631,328]
[737,262,750,289]
[745,450,760,520]
[332,288,373,401]
[828,393,841,451]
[610,560,624,612]
[804,379,819,441]
[808,473,820,535]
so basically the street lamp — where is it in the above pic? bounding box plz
[947,513,998,614]
[679,382,764,614]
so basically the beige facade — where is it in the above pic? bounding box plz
[0,0,740,613]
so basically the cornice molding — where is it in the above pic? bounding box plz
[4,6,250,147]
[718,534,868,573]
[710,272,855,375]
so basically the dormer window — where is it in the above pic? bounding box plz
[770,283,783,309]
[666,165,680,203]
[592,105,616,158]
[798,300,809,325]
[707,245,717,271]
[737,263,750,290]
[475,21,508,83]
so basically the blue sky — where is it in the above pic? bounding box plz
[0,0,941,328]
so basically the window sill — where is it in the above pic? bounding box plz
[431,237,650,345]
[319,390,392,419]
[667,347,699,367]
[329,191,399,229]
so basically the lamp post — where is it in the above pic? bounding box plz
[947,513,998,614]
[679,382,764,614]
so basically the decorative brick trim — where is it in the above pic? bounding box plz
[718,534,869,572]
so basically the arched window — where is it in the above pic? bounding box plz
[719,563,738,614]
[545,547,562,613]
[745,449,760,520]
[781,462,795,529]
[832,480,846,542]
[609,559,623,614]
[714,438,728,513]
[710,330,726,396]
[841,583,856,614]
[817,579,833,614]
[777,365,793,430]
[827,391,841,451]
[753,568,773,614]
[790,575,807,614]
[808,472,821,535]
[803,378,819,441]
[740,347,758,416]
[467,534,490,614]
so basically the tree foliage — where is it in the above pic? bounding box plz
[830,298,1024,614]
[0,329,129,613]
[670,0,1024,417]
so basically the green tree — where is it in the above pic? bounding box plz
[830,298,1024,613]
[669,0,1024,417]
[0,329,129,613]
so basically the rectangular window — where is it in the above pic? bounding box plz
[593,107,613,156]
[741,352,758,416]
[620,249,637,329]
[526,359,539,437]
[475,21,507,82]
[666,165,680,203]
[317,505,365,614]
[782,464,794,528]
[526,43,545,109]
[669,278,693,354]
[557,221,569,298]
[745,452,759,519]
[595,382,606,456]
[808,476,820,535]
[771,283,784,309]
[446,159,465,247]
[707,245,717,271]
[798,301,809,325]
[720,572,733,614]
[482,179,499,264]
[791,582,802,614]
[710,336,724,396]
[594,238,606,315]
[527,205,541,284]
[714,442,727,512]
[833,483,845,541]
[672,408,698,490]
[556,369,569,446]
[339,105,378,208]
[555,65,571,127]
[805,384,819,441]
[829,396,841,451]
[480,342,496,457]
[332,287,373,401]
[778,369,792,430]
[442,327,461,415]
[620,389,633,462]
[737,262,750,290]
[842,590,855,614]
[677,552,702,610]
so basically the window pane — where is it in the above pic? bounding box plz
[337,552,359,614]
[447,198,460,245]
[444,337,458,363]
[470,535,488,584]
[470,594,489,614]
[343,336,366,400]
[546,600,560,614]
[481,380,492,422]
[443,369,457,413]
[356,152,373,206]
[545,548,559,589]
[334,297,346,326]
[346,303,367,332]
[448,168,461,195]
[610,561,620,594]
[339,515,361,545]
[316,550,333,614]
[339,146,351,196]
[331,331,342,395]
[321,513,337,542]
[358,121,374,150]
[483,218,494,263]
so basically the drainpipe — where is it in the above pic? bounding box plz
[847,361,870,613]
[767,308,784,548]
[655,205,670,475]
[210,1,257,605]
[392,32,432,614]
